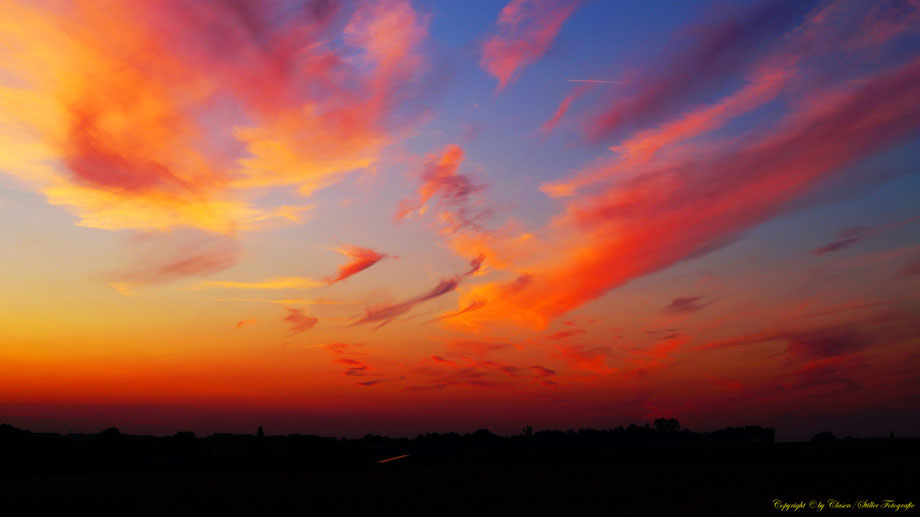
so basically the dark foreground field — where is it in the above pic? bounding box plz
[2,423,917,515]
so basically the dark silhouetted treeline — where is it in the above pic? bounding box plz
[3,420,918,515]
[2,419,915,475]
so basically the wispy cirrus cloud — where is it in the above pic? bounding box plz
[480,0,580,91]
[396,144,489,233]
[107,231,242,291]
[408,355,555,391]
[552,345,615,374]
[903,256,920,277]
[541,83,591,135]
[282,307,318,336]
[192,277,322,290]
[325,245,388,284]
[812,227,870,255]
[215,298,346,305]
[587,0,818,141]
[444,1,920,330]
[356,254,485,329]
[811,216,920,256]
[235,318,257,330]
[664,296,711,314]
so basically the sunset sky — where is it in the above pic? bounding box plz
[1,0,919,440]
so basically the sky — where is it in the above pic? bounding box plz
[1,0,919,441]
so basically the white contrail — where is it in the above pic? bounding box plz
[565,79,626,84]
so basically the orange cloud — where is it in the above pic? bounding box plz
[282,307,318,336]
[193,277,322,290]
[448,55,920,330]
[0,0,429,234]
[235,318,257,330]
[481,0,580,90]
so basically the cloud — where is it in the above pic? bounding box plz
[408,355,541,391]
[547,328,586,340]
[663,295,710,314]
[396,144,489,233]
[587,0,819,140]
[192,277,322,290]
[552,345,615,374]
[355,254,485,328]
[326,245,388,284]
[108,231,242,288]
[480,0,580,90]
[330,354,401,384]
[812,227,869,255]
[530,365,556,378]
[282,307,318,336]
[214,298,345,305]
[317,342,363,354]
[447,49,920,329]
[423,298,488,325]
[565,79,626,84]
[811,217,919,256]
[444,340,514,357]
[541,83,591,135]
[431,356,456,365]
[903,256,920,277]
[0,0,430,234]
[334,357,369,376]
[694,309,920,361]
[542,63,794,198]
[235,318,257,330]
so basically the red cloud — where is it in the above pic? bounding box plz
[326,245,388,284]
[408,356,544,391]
[480,0,580,90]
[356,254,485,329]
[547,328,586,340]
[431,356,457,366]
[448,54,920,329]
[530,365,556,378]
[553,345,615,375]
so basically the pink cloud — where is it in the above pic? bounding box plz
[480,0,580,91]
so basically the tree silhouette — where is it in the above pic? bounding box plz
[654,418,680,432]
[811,431,836,442]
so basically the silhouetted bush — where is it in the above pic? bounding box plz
[811,431,837,442]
